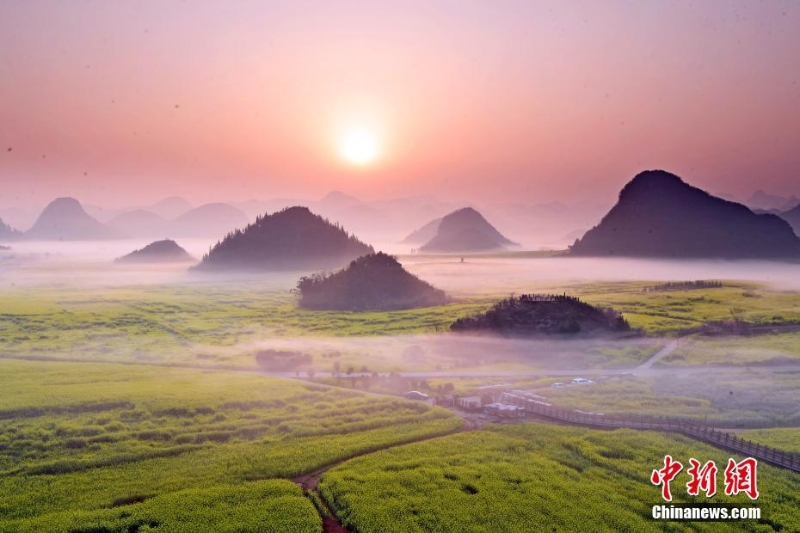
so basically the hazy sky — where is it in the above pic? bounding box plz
[1,1,799,209]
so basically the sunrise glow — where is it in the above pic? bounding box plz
[339,129,380,166]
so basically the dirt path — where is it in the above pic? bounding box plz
[294,413,475,532]
[294,418,473,491]
[636,337,681,370]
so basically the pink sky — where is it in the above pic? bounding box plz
[1,0,799,209]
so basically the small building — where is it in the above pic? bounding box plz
[456,396,482,410]
[434,395,455,407]
[404,390,429,401]
[484,403,525,418]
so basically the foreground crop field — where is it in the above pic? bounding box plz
[320,423,800,532]
[6,480,320,533]
[0,359,462,532]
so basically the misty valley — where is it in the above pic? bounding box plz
[3,1,800,527]
[1,170,800,532]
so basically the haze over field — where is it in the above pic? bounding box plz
[2,3,800,532]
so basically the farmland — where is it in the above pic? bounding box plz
[0,359,462,532]
[666,331,800,366]
[320,423,800,532]
[739,428,800,454]
[2,265,800,531]
[523,369,800,427]
[3,278,800,374]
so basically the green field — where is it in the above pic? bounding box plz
[0,282,491,369]
[320,423,800,532]
[0,359,462,532]
[570,281,800,335]
[4,279,800,373]
[3,275,800,530]
[526,370,800,427]
[738,428,800,454]
[6,480,320,533]
[666,331,800,366]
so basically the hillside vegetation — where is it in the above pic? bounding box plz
[196,206,373,271]
[296,252,448,311]
[451,294,631,336]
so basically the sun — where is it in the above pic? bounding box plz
[339,129,380,166]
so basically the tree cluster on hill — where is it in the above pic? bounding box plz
[196,206,373,271]
[255,349,313,371]
[0,218,22,241]
[450,294,631,336]
[643,280,723,293]
[296,252,448,311]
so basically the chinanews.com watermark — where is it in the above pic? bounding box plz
[650,455,761,522]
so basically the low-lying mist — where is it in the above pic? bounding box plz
[191,333,663,374]
[3,240,800,292]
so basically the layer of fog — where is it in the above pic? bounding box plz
[402,256,800,293]
[192,332,663,374]
[3,241,800,292]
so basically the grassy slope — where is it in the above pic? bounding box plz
[321,423,800,533]
[0,360,462,531]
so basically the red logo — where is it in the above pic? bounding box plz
[653,456,758,501]
[651,455,683,502]
[724,458,759,500]
[686,458,718,497]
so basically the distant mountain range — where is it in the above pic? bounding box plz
[5,183,799,249]
[6,197,249,241]
[115,239,195,264]
[401,217,443,245]
[777,204,800,236]
[418,207,517,253]
[168,203,249,238]
[26,198,120,240]
[108,202,248,239]
[570,170,800,259]
[746,190,800,212]
[195,206,374,271]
